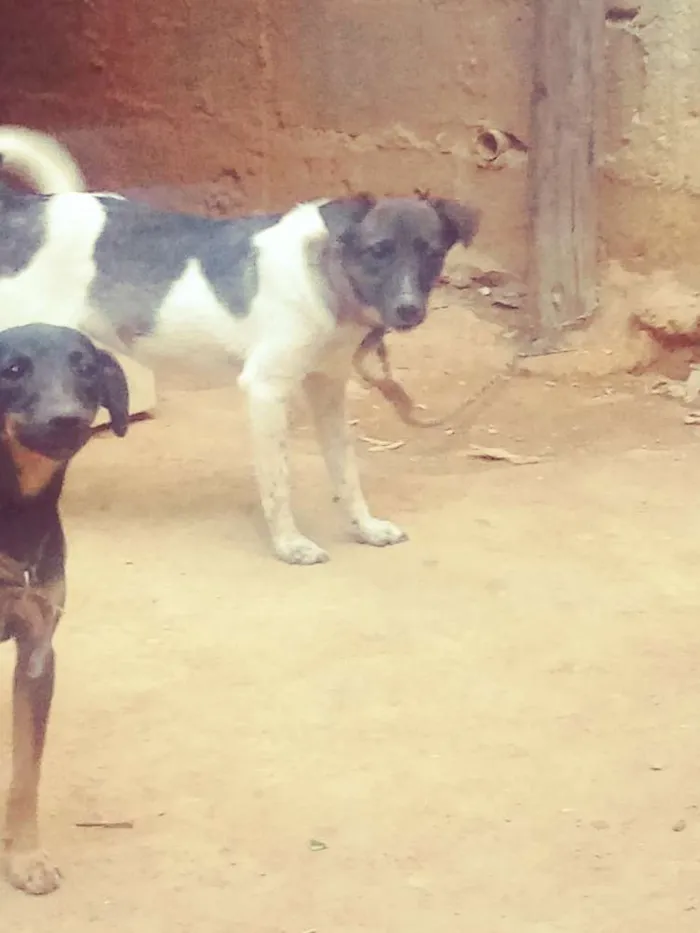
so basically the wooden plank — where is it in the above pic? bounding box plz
[528,0,605,343]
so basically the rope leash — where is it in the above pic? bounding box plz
[352,328,520,430]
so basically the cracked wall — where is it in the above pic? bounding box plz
[1,0,698,278]
[0,0,268,214]
[261,0,533,275]
[602,0,700,272]
[0,0,532,275]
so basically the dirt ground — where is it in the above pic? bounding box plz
[3,306,700,932]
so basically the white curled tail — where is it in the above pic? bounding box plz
[0,126,86,193]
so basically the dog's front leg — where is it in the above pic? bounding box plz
[304,371,408,549]
[4,641,61,895]
[241,369,330,566]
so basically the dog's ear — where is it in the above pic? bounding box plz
[318,193,376,243]
[97,349,130,437]
[425,197,481,251]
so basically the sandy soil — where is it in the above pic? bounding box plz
[3,310,700,932]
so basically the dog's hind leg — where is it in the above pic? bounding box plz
[4,642,61,895]
[304,371,408,549]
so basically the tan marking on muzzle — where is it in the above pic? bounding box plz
[0,555,64,679]
[3,416,62,498]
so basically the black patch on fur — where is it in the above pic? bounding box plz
[96,349,130,437]
[89,199,283,341]
[318,195,376,242]
[426,198,481,251]
[322,197,461,331]
[0,193,48,276]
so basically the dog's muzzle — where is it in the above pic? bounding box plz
[11,414,93,460]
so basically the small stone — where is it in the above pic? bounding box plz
[672,819,687,833]
[590,819,609,830]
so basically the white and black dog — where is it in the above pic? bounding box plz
[0,126,480,565]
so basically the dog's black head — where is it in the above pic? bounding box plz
[319,193,480,331]
[0,323,129,461]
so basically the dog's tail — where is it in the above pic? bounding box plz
[0,126,86,193]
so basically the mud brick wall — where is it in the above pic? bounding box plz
[602,0,700,271]
[2,0,700,276]
[0,0,532,274]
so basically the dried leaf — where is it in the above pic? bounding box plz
[650,379,686,399]
[75,820,134,830]
[367,440,406,452]
[465,445,542,465]
[359,435,395,446]
[470,270,518,289]
[492,294,522,310]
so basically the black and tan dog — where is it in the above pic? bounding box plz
[0,323,128,895]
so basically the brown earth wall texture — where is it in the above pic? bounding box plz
[0,0,699,277]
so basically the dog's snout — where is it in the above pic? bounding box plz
[395,304,425,327]
[12,405,92,461]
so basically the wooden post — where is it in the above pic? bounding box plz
[528,0,605,344]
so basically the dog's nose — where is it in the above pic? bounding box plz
[395,304,425,327]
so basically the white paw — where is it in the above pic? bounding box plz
[273,535,330,566]
[6,848,62,895]
[352,517,408,548]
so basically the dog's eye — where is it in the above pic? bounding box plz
[367,240,394,261]
[75,361,97,379]
[70,353,97,379]
[417,241,443,263]
[1,359,29,381]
